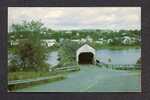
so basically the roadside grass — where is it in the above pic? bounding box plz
[112,67,141,71]
[8,66,80,81]
[8,71,63,81]
[96,65,141,74]
[8,74,66,91]
[8,66,80,91]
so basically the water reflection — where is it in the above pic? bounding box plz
[47,51,59,66]
[96,49,141,64]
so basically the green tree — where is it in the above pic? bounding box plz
[8,20,49,72]
[58,40,82,67]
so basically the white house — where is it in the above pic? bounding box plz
[122,33,127,36]
[65,30,72,34]
[95,41,103,45]
[71,39,80,43]
[76,33,80,36]
[76,44,96,64]
[107,39,113,44]
[98,38,106,44]
[122,36,132,44]
[10,39,19,46]
[86,35,93,42]
[10,39,26,46]
[99,38,104,41]
[80,38,87,43]
[59,38,64,43]
[42,39,56,47]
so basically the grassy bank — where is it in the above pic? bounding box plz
[8,66,80,81]
[8,75,66,91]
[96,64,141,71]
[8,71,64,81]
[8,66,80,91]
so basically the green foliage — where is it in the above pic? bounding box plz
[8,73,66,91]
[16,40,48,71]
[8,71,65,81]
[8,55,22,72]
[58,40,82,67]
[45,29,140,46]
[112,66,141,70]
[8,20,49,72]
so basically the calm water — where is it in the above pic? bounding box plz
[96,48,141,64]
[47,48,141,66]
[47,51,59,66]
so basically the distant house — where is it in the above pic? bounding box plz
[76,33,80,36]
[10,39,19,46]
[76,44,96,64]
[59,38,64,43]
[65,30,72,34]
[99,38,104,41]
[101,30,113,33]
[95,41,103,45]
[131,37,136,43]
[98,38,106,44]
[80,38,87,43]
[107,39,113,44]
[86,35,93,42]
[10,38,57,47]
[10,39,27,46]
[122,33,127,36]
[122,36,132,44]
[71,39,80,43]
[42,39,56,47]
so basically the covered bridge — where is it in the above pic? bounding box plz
[76,44,96,64]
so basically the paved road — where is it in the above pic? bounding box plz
[15,65,141,92]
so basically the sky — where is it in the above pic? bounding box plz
[8,7,141,31]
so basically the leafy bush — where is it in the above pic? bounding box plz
[58,40,82,67]
[8,55,23,72]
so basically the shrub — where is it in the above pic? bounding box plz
[58,40,82,67]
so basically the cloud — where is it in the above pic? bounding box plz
[8,7,141,30]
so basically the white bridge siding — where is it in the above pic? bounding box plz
[76,44,96,64]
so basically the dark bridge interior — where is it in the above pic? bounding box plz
[79,52,94,64]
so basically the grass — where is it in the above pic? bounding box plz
[8,74,66,91]
[8,71,62,81]
[8,66,80,81]
[113,67,141,71]
[8,66,80,91]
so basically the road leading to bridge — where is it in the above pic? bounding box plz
[15,65,141,92]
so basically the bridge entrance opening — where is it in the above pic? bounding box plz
[78,52,94,64]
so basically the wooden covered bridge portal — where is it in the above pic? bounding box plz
[76,44,96,64]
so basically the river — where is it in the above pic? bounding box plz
[47,48,141,66]
[96,48,141,64]
[47,51,59,67]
